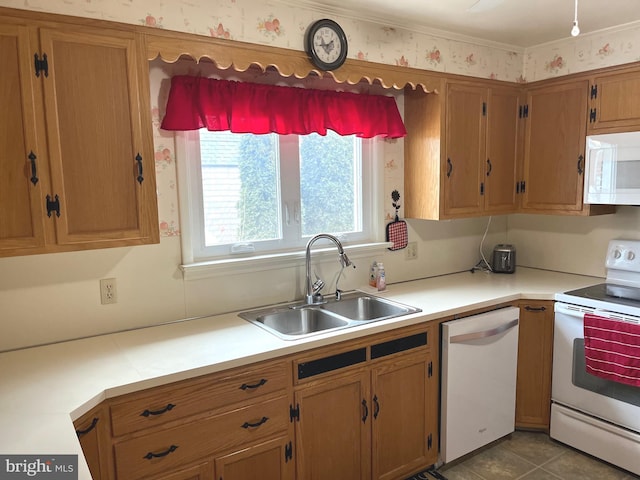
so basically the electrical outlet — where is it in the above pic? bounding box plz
[406,242,418,260]
[100,278,117,305]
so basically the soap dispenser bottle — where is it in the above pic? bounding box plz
[376,263,386,291]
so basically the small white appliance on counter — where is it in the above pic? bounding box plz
[585,132,640,205]
[553,239,640,475]
[440,306,520,463]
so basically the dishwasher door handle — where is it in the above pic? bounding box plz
[450,318,519,343]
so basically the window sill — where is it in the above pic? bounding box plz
[180,242,392,280]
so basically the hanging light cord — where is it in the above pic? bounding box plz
[571,0,580,36]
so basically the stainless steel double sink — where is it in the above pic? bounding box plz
[239,291,421,340]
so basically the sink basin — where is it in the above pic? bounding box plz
[239,291,421,340]
[240,307,350,340]
[321,294,416,321]
[257,308,348,336]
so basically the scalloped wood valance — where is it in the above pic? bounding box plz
[145,29,442,93]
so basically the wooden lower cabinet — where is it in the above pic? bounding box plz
[515,300,554,430]
[372,354,435,480]
[215,436,294,480]
[294,370,371,480]
[293,326,437,480]
[74,405,110,480]
[150,462,213,480]
[113,395,290,479]
[77,325,438,480]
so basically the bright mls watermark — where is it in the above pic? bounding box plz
[0,456,77,479]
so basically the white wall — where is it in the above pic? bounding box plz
[0,238,185,351]
[0,0,639,352]
[507,207,640,278]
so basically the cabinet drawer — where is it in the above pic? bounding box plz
[114,394,289,480]
[110,360,289,436]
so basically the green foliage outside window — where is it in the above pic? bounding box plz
[237,134,279,241]
[300,132,356,235]
[233,131,358,243]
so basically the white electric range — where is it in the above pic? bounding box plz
[553,239,640,476]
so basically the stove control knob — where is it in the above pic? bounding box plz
[627,251,636,261]
[614,249,622,259]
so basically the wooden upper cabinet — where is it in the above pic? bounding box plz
[588,68,640,133]
[485,86,520,214]
[0,23,48,252]
[38,26,158,249]
[404,84,444,220]
[0,15,159,257]
[443,83,486,217]
[405,80,519,220]
[521,81,589,213]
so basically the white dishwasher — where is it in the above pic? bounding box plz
[440,306,520,463]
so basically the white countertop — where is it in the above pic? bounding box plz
[0,267,601,479]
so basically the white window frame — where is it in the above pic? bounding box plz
[175,131,388,279]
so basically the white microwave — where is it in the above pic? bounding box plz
[585,132,640,205]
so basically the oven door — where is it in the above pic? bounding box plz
[553,302,640,433]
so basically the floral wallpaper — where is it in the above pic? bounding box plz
[524,25,640,81]
[1,0,638,235]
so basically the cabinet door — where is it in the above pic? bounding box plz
[38,27,158,249]
[444,83,486,217]
[515,301,554,430]
[371,354,436,480]
[485,87,520,214]
[0,23,48,254]
[522,81,588,212]
[589,70,640,133]
[74,405,110,480]
[215,436,293,480]
[295,370,371,480]
[150,462,213,480]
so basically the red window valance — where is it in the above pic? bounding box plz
[160,75,406,139]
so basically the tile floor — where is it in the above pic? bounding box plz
[435,431,639,480]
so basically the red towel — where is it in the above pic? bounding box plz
[584,313,640,387]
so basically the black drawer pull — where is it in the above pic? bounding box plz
[373,395,380,419]
[524,305,547,312]
[143,445,178,460]
[239,378,267,390]
[241,416,269,429]
[140,403,175,417]
[75,417,98,437]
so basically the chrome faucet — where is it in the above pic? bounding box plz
[304,234,354,305]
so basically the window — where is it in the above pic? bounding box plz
[178,129,378,264]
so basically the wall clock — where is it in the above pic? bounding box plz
[305,19,348,71]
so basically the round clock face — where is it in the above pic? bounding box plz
[305,19,348,71]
